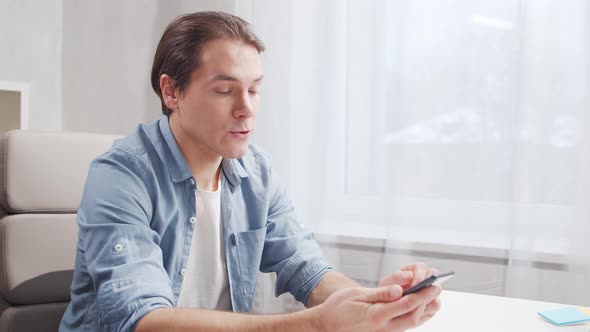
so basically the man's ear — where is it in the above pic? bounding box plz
[160,74,179,112]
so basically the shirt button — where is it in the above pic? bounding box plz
[189,178,195,185]
[180,268,187,277]
[114,243,123,252]
[189,217,196,224]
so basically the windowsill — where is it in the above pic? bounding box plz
[311,221,570,266]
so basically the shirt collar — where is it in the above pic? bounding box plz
[221,158,248,190]
[158,117,192,183]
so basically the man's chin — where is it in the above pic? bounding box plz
[221,145,249,159]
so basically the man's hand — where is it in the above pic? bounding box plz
[378,262,439,289]
[306,262,442,331]
[377,262,442,328]
[311,282,441,332]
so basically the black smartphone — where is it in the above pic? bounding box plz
[402,271,455,296]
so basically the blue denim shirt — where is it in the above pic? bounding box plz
[59,117,332,331]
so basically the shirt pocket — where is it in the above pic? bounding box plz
[232,226,267,297]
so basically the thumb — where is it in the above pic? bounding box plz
[363,285,403,303]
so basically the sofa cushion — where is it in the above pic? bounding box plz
[0,130,118,213]
[0,302,69,332]
[0,214,77,304]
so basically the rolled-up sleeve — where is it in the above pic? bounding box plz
[259,166,333,305]
[79,149,174,331]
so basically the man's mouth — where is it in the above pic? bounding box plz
[229,130,251,139]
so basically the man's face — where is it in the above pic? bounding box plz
[170,38,263,159]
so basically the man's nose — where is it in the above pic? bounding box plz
[233,93,255,118]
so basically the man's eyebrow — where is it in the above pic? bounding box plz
[210,74,238,82]
[209,74,264,83]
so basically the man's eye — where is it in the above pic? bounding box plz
[248,90,259,95]
[216,90,232,95]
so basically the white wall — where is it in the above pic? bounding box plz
[61,0,235,135]
[0,0,62,130]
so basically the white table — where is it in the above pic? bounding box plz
[416,291,590,331]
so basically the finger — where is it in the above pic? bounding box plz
[384,294,441,331]
[423,297,441,317]
[420,268,439,289]
[371,283,439,323]
[404,262,428,287]
[414,299,441,327]
[401,284,441,314]
[378,271,413,287]
[427,267,438,278]
[401,262,427,273]
[424,284,442,302]
[372,274,442,322]
[383,302,427,331]
[416,312,435,327]
[362,284,403,303]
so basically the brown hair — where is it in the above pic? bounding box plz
[151,11,265,116]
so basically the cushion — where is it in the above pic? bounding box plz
[0,302,69,332]
[0,214,77,304]
[0,130,118,213]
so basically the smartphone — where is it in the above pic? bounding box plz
[402,271,455,296]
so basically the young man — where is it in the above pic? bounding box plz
[60,11,441,332]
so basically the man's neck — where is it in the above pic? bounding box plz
[191,158,222,192]
[169,118,222,191]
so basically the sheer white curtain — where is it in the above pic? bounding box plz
[243,0,590,308]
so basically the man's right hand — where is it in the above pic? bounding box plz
[311,283,441,332]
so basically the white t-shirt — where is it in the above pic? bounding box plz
[176,179,232,310]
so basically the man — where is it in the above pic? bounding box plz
[60,11,441,332]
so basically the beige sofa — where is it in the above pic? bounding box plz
[0,130,118,331]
